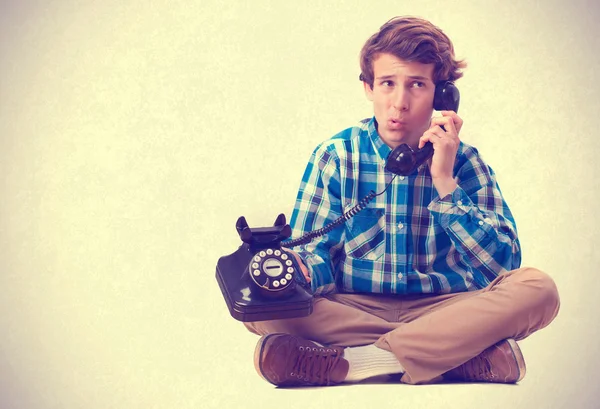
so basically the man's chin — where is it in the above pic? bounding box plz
[380,130,415,149]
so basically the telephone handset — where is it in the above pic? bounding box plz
[385,81,460,176]
[215,81,461,322]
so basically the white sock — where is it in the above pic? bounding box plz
[343,344,405,382]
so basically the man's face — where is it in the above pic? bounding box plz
[364,53,436,149]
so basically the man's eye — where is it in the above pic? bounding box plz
[411,81,425,88]
[381,80,394,87]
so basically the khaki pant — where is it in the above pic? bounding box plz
[244,267,560,384]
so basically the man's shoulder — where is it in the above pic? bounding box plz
[454,140,497,187]
[331,118,371,140]
[455,140,485,166]
[457,140,479,157]
[313,118,371,153]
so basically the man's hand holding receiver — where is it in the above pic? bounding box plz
[419,110,463,197]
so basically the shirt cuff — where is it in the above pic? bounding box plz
[428,186,472,227]
[295,250,335,294]
[428,186,497,248]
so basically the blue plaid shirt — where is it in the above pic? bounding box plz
[289,117,521,295]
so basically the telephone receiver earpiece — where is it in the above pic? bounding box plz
[385,81,460,176]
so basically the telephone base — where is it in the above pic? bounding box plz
[216,244,313,322]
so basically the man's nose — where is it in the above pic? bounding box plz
[392,88,409,111]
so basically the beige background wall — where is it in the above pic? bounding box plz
[1,1,598,408]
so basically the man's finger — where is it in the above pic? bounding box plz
[430,116,457,135]
[440,110,463,133]
[283,248,311,283]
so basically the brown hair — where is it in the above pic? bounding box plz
[359,16,466,87]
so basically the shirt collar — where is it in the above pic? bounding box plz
[366,117,392,161]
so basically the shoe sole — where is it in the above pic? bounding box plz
[505,338,527,382]
[254,334,274,384]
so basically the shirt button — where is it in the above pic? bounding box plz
[397,273,403,280]
[399,176,405,181]
[457,200,463,206]
[478,220,484,226]
[397,223,404,230]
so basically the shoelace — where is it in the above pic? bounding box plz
[462,355,497,381]
[290,345,342,385]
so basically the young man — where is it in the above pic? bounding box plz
[245,16,560,386]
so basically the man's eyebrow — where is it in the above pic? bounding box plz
[406,75,431,81]
[374,74,431,81]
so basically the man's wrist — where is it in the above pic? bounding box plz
[433,177,458,198]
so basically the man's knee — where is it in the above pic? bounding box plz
[512,267,561,321]
[243,321,263,336]
[243,320,285,336]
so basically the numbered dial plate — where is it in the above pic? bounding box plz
[249,249,296,292]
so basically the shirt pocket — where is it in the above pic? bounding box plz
[344,207,385,261]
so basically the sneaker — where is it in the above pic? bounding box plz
[444,338,526,383]
[254,333,349,387]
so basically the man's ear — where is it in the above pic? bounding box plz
[363,81,374,102]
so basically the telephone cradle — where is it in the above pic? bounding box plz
[215,214,313,322]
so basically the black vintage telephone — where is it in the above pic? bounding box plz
[215,214,314,322]
[215,81,460,322]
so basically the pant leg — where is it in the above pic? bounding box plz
[244,294,402,347]
[374,267,561,384]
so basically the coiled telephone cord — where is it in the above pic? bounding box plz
[282,175,397,248]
